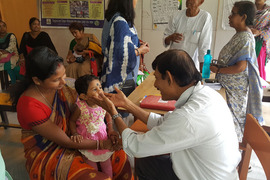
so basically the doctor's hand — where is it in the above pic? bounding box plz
[90,91,118,117]
[104,87,129,108]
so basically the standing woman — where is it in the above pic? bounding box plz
[210,1,263,141]
[19,17,57,75]
[101,0,150,95]
[0,20,23,84]
[251,0,270,80]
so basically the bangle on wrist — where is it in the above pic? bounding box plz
[135,48,140,56]
[96,140,99,150]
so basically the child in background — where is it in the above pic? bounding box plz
[70,74,118,178]
[73,37,89,63]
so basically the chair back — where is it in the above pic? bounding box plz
[238,114,270,179]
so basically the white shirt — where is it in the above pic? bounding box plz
[122,82,241,180]
[163,9,212,70]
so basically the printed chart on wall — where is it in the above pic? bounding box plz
[222,0,270,30]
[151,0,181,30]
[40,0,104,28]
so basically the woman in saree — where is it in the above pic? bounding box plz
[66,22,103,79]
[9,46,133,180]
[0,20,23,84]
[210,1,263,142]
[251,0,270,80]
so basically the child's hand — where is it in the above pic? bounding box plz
[108,130,119,145]
[71,133,83,143]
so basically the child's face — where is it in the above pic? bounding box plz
[85,79,103,99]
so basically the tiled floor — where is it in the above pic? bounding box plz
[1,103,270,180]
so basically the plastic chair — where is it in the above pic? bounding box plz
[238,114,270,180]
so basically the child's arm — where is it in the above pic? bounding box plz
[106,112,119,145]
[70,105,83,143]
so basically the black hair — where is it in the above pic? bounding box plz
[152,49,202,87]
[0,20,7,27]
[234,1,256,26]
[105,0,135,26]
[69,22,84,32]
[75,74,99,95]
[29,17,40,28]
[9,46,63,106]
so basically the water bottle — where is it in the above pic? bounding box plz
[202,49,212,79]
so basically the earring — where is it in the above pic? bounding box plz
[36,82,40,85]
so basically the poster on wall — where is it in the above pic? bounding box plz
[151,0,181,30]
[40,0,105,28]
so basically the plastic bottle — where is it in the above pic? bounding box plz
[202,49,212,79]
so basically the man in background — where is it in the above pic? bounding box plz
[163,0,212,72]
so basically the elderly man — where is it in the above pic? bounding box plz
[92,49,241,179]
[164,0,212,72]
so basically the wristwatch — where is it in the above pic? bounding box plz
[112,113,122,121]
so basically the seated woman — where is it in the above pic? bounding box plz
[66,22,103,79]
[9,46,133,180]
[210,1,263,142]
[19,17,57,75]
[0,20,23,84]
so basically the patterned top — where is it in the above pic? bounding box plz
[101,13,140,93]
[254,4,270,58]
[76,99,113,162]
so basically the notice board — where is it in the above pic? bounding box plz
[40,0,105,28]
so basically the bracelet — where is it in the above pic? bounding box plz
[135,48,140,56]
[100,140,104,150]
[72,133,78,136]
[96,140,99,150]
[112,113,122,121]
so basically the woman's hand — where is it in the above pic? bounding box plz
[210,65,219,73]
[138,42,150,55]
[101,139,114,151]
[67,55,76,63]
[250,28,262,37]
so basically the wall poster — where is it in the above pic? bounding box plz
[41,0,104,28]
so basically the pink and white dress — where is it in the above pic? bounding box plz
[76,99,113,162]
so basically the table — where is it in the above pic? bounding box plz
[124,72,226,115]
[263,88,270,102]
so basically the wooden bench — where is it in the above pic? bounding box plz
[0,70,20,129]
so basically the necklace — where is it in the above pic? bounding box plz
[35,85,53,110]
